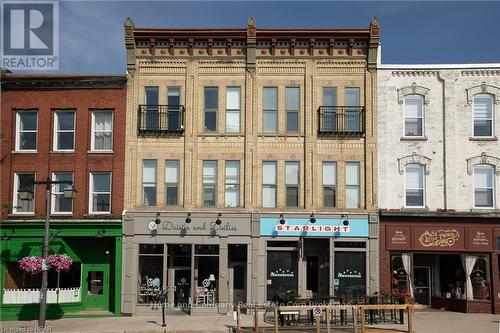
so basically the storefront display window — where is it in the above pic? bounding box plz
[471,255,490,300]
[194,245,219,304]
[391,255,408,297]
[334,252,366,303]
[138,244,164,304]
[267,250,298,301]
[4,262,81,290]
[439,255,465,299]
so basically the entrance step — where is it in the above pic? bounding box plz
[190,306,220,316]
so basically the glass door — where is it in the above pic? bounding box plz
[414,266,431,306]
[174,269,191,306]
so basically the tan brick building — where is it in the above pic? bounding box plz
[121,17,380,315]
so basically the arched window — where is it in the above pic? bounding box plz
[473,164,495,208]
[405,164,425,207]
[404,95,424,137]
[473,94,494,137]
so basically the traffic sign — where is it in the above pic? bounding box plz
[313,307,322,317]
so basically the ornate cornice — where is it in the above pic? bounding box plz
[466,82,500,105]
[466,152,500,175]
[397,83,430,105]
[391,71,438,77]
[398,152,431,174]
[462,70,500,77]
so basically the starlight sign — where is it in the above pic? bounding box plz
[260,217,369,237]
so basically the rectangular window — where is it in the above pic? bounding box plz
[345,88,360,131]
[335,252,366,303]
[263,87,278,133]
[138,244,164,304]
[345,162,360,208]
[262,161,277,208]
[405,164,425,207]
[225,161,240,207]
[322,162,337,207]
[90,172,111,214]
[474,165,494,208]
[322,87,337,131]
[53,111,75,151]
[165,160,180,206]
[142,160,157,206]
[285,87,300,132]
[285,161,299,207]
[167,87,181,131]
[473,95,494,137]
[204,87,218,132]
[404,96,424,137]
[13,173,35,214]
[226,87,241,133]
[144,86,159,130]
[51,172,73,214]
[203,161,217,206]
[91,111,113,151]
[16,111,37,151]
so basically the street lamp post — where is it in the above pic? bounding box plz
[18,178,76,329]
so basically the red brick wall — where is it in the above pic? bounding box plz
[1,85,126,220]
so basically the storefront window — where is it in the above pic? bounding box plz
[334,252,366,303]
[138,244,164,304]
[471,255,490,300]
[391,255,408,297]
[194,245,219,304]
[4,262,81,290]
[267,250,298,301]
[439,255,465,299]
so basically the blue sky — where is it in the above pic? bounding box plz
[54,1,500,73]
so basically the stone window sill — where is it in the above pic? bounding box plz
[469,137,497,141]
[400,136,428,142]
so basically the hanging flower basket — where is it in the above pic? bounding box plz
[18,256,43,274]
[46,254,72,272]
[18,254,72,274]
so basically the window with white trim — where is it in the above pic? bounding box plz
[285,161,299,207]
[226,87,241,133]
[89,172,111,214]
[15,110,37,151]
[474,165,495,208]
[53,110,75,151]
[322,162,337,208]
[91,111,113,151]
[225,161,240,207]
[13,173,35,214]
[203,161,217,206]
[165,160,180,206]
[473,94,494,137]
[345,162,360,208]
[262,161,277,208]
[263,87,278,133]
[142,160,157,206]
[404,95,424,137]
[405,164,425,207]
[51,172,73,214]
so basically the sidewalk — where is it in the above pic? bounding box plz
[0,311,499,333]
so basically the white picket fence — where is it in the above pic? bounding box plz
[3,288,81,304]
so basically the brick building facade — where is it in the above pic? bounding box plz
[378,65,500,313]
[121,17,380,315]
[0,73,127,319]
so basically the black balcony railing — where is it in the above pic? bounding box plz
[138,105,185,136]
[317,106,365,136]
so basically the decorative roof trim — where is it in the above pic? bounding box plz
[397,83,430,105]
[466,82,500,105]
[466,152,500,175]
[398,152,431,174]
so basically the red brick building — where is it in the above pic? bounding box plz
[0,73,127,319]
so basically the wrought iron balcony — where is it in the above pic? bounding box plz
[137,105,185,136]
[317,106,365,136]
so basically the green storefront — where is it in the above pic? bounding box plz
[0,221,122,320]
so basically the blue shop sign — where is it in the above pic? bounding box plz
[260,217,369,237]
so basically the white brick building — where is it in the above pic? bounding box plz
[378,64,500,313]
